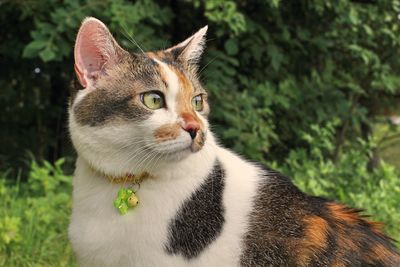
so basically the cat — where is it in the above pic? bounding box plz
[68,17,400,267]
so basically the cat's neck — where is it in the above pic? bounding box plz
[76,132,219,182]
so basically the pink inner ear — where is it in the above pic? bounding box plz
[78,33,105,72]
[74,63,87,88]
[74,19,113,88]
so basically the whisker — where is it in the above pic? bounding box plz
[120,27,146,54]
[199,56,218,75]
[118,143,154,173]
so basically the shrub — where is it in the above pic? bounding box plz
[0,159,75,267]
[1,0,400,171]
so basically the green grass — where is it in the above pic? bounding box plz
[379,130,400,170]
[1,147,399,266]
[0,159,76,267]
[382,143,400,169]
[372,121,400,171]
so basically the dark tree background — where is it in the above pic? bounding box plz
[0,1,399,260]
[1,0,400,171]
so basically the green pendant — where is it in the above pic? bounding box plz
[113,188,139,215]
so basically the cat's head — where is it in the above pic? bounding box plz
[69,17,212,175]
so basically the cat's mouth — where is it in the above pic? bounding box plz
[151,140,191,155]
[152,130,206,156]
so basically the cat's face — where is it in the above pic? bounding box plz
[69,18,210,175]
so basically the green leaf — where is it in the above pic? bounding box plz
[348,7,359,25]
[267,44,284,71]
[39,48,56,62]
[22,40,47,58]
[270,0,280,8]
[224,39,238,55]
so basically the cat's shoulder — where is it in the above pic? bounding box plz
[240,165,400,266]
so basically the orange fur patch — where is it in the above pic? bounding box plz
[304,216,329,247]
[332,262,346,267]
[328,203,361,224]
[154,123,181,142]
[174,69,194,113]
[297,215,329,265]
[328,203,385,235]
[171,67,204,128]
[365,243,400,263]
[146,51,166,59]
[372,244,395,259]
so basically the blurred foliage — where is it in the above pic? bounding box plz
[1,0,400,171]
[0,159,75,266]
[374,122,400,169]
[1,1,400,263]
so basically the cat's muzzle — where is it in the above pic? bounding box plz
[190,130,206,152]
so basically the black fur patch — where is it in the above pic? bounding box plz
[165,160,225,259]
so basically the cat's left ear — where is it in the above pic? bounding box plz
[166,26,208,64]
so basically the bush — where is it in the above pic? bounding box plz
[1,0,400,170]
[0,159,75,266]
[1,1,399,264]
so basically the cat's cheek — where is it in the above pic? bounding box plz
[148,109,179,129]
[153,123,182,143]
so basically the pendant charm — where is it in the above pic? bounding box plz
[113,187,139,215]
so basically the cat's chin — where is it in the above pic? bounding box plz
[155,147,193,162]
[153,143,207,162]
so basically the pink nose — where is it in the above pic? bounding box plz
[181,113,200,140]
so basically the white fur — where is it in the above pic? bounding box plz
[69,94,261,266]
[69,132,261,266]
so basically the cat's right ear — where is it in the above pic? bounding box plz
[74,17,126,88]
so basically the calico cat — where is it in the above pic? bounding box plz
[68,17,400,267]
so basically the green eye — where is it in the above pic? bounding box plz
[192,95,204,111]
[141,91,165,110]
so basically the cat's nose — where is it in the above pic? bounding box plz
[181,113,200,140]
[183,123,199,140]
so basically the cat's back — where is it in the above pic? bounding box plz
[238,166,400,266]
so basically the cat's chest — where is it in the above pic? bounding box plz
[69,188,181,267]
[69,158,225,266]
[69,151,258,267]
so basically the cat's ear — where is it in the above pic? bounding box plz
[166,26,208,65]
[74,17,126,88]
